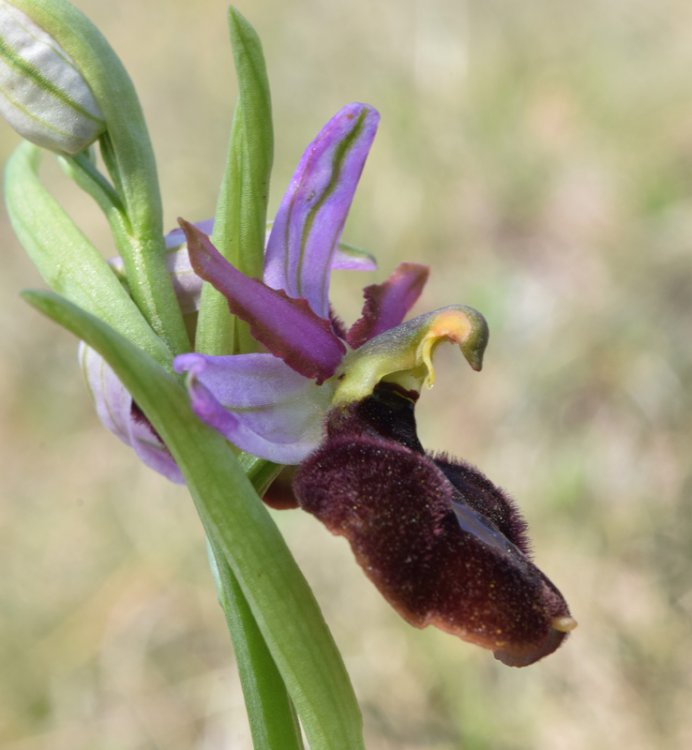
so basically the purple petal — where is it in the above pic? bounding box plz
[79,342,131,441]
[164,219,211,314]
[171,221,377,274]
[164,218,215,250]
[79,344,183,483]
[263,103,380,318]
[165,243,203,315]
[128,403,185,482]
[108,224,205,315]
[173,352,332,463]
[180,220,345,383]
[347,263,430,348]
[331,243,377,272]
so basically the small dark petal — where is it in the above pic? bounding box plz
[329,306,348,341]
[346,263,430,348]
[294,392,574,666]
[263,467,299,510]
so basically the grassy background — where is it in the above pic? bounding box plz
[2,0,691,748]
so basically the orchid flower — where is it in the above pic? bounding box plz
[171,103,576,666]
[80,103,418,472]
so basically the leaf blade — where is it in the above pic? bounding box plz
[23,290,365,750]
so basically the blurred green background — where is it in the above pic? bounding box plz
[2,0,691,748]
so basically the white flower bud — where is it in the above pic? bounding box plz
[0,1,104,153]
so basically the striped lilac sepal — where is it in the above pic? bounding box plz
[263,102,379,318]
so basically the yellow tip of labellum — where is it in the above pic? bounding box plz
[552,616,578,633]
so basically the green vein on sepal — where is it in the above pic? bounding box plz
[22,290,365,750]
[0,32,102,124]
[336,241,377,267]
[296,107,368,300]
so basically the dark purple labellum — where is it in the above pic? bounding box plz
[293,383,575,666]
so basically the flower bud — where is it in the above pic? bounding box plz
[0,1,104,153]
[77,223,205,484]
[79,342,183,483]
[110,223,206,317]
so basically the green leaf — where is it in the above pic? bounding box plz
[23,290,365,750]
[212,455,301,749]
[5,142,169,367]
[196,7,274,355]
[208,540,304,750]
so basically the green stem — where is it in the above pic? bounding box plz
[60,151,132,249]
[62,151,124,215]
